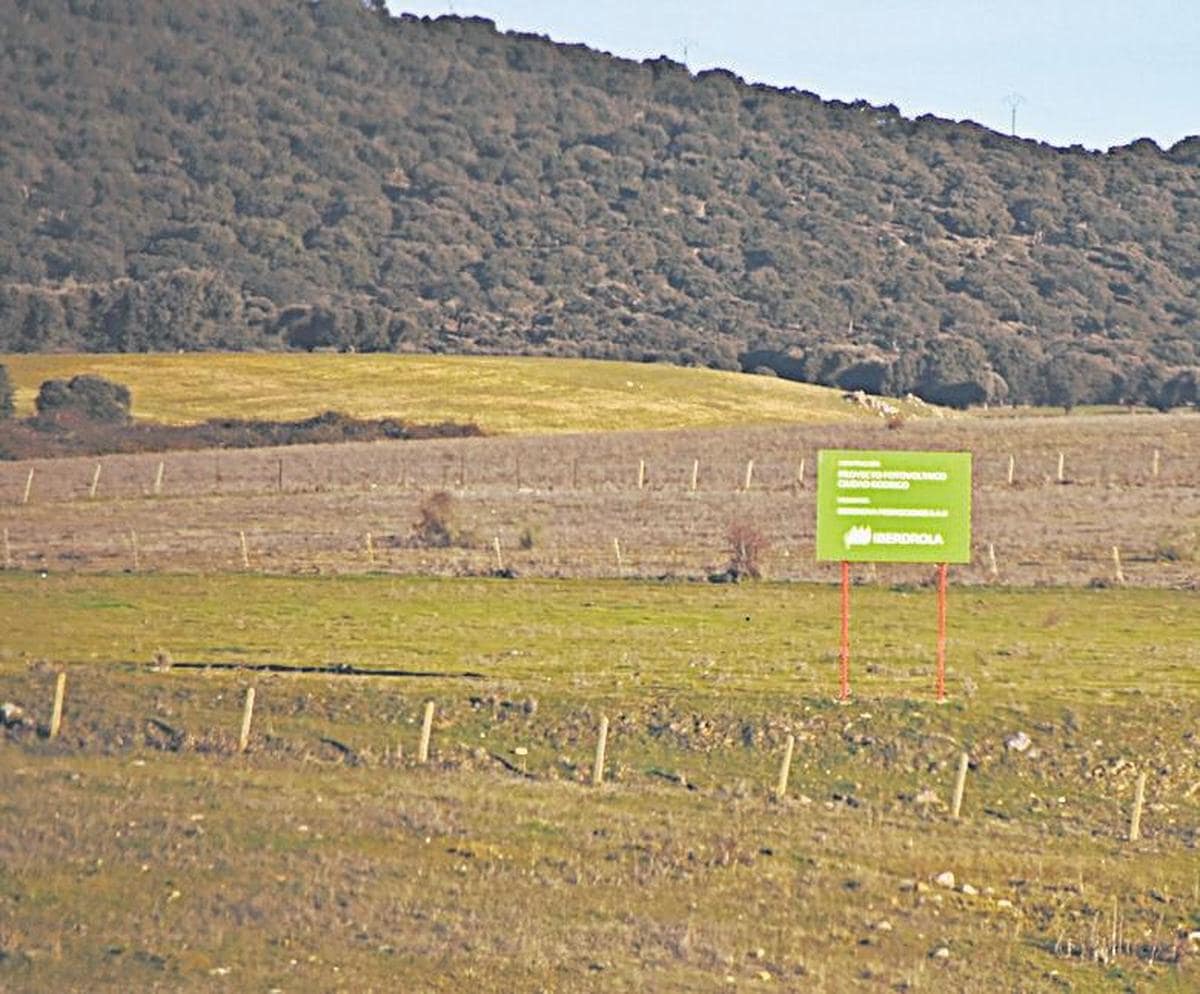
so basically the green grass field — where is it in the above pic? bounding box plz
[4,573,1198,704]
[2,572,1198,992]
[0,353,924,434]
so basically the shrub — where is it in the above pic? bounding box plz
[0,364,13,419]
[724,519,769,579]
[35,374,131,423]
[411,491,473,548]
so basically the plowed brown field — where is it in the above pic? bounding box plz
[2,412,1197,587]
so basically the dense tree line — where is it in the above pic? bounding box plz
[0,363,13,419]
[0,0,1197,408]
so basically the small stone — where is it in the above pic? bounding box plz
[960,883,978,896]
[934,871,956,889]
[757,970,772,981]
[751,947,766,960]
[875,919,893,932]
[898,878,918,892]
[0,702,26,727]
[930,946,950,960]
[914,788,942,806]
[996,899,1014,910]
[1004,731,1032,753]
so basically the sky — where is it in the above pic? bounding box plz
[387,1,1199,152]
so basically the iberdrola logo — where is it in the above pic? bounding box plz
[844,525,872,549]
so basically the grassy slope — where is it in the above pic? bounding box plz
[2,573,1198,992]
[0,353,924,434]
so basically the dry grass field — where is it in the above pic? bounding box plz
[1,410,1196,588]
[1,355,1198,992]
[0,353,926,434]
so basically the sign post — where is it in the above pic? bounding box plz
[816,450,972,701]
[936,561,948,701]
[839,559,851,701]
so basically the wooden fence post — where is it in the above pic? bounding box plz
[239,530,250,570]
[690,459,699,493]
[49,672,67,740]
[1151,449,1160,480]
[775,734,795,801]
[89,463,102,499]
[153,461,165,496]
[418,700,435,764]
[1112,546,1125,585]
[987,542,999,579]
[743,459,754,491]
[2,527,11,569]
[1007,454,1015,486]
[613,538,623,576]
[951,752,969,819]
[365,532,375,567]
[592,715,609,786]
[1057,452,1065,483]
[21,468,34,505]
[797,457,806,487]
[1128,771,1147,842]
[238,687,256,753]
[129,529,140,571]
[493,536,504,571]
[637,459,646,490]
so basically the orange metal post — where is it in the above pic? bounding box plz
[935,562,948,701]
[839,560,851,701]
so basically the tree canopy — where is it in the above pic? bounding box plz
[1,0,1197,408]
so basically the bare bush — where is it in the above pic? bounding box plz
[723,519,769,580]
[411,491,473,548]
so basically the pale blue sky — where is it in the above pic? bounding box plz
[388,1,1199,151]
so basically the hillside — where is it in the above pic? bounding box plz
[0,353,923,435]
[0,0,1197,410]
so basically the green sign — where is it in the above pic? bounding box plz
[816,449,972,563]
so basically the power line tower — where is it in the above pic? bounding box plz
[1003,93,1025,137]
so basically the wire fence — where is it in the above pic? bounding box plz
[1,431,1197,587]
